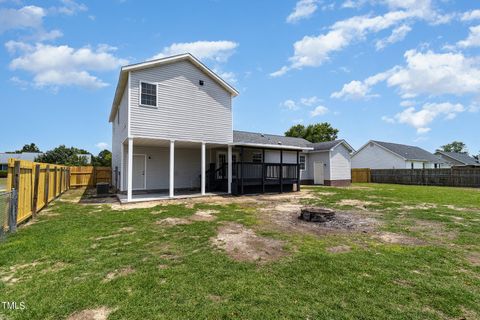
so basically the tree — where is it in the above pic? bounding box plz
[439,141,468,153]
[92,150,112,167]
[7,143,41,153]
[285,122,339,143]
[35,145,91,166]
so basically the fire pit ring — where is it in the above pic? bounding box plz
[299,207,335,223]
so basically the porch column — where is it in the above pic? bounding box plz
[127,137,133,202]
[227,145,232,194]
[280,149,283,193]
[201,142,206,195]
[169,140,175,198]
[297,151,301,192]
[120,142,124,191]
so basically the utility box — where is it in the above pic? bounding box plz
[96,183,109,196]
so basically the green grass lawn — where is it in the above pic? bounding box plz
[0,178,6,191]
[0,183,479,319]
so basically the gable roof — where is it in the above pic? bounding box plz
[310,139,354,152]
[355,140,441,162]
[109,53,239,122]
[232,131,312,150]
[435,151,479,165]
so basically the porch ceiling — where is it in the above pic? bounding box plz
[127,137,227,149]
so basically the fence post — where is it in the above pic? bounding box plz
[9,189,18,233]
[45,165,50,203]
[54,167,58,197]
[32,164,40,217]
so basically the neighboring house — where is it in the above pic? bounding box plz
[76,153,92,164]
[0,152,43,171]
[352,140,444,169]
[109,53,353,202]
[434,151,480,167]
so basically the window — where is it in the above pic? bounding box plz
[299,155,306,170]
[252,152,262,163]
[140,82,157,107]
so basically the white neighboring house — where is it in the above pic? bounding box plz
[434,151,480,167]
[109,53,353,203]
[0,152,43,171]
[352,140,444,169]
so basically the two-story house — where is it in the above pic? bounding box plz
[109,54,353,203]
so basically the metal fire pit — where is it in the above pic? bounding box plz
[299,207,335,223]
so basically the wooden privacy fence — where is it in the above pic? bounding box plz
[351,168,371,183]
[69,166,111,187]
[6,159,70,224]
[370,167,480,188]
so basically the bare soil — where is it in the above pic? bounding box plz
[466,252,480,266]
[338,199,375,210]
[102,267,135,283]
[67,307,115,320]
[155,217,191,226]
[211,222,287,264]
[326,245,352,253]
[191,209,218,222]
[374,232,426,245]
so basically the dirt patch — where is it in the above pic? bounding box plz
[466,252,480,266]
[402,203,437,210]
[410,220,457,241]
[191,209,218,221]
[67,307,115,320]
[207,294,224,303]
[374,232,425,245]
[155,217,191,226]
[338,199,375,210]
[443,204,479,212]
[326,245,351,253]
[211,222,287,264]
[102,267,135,283]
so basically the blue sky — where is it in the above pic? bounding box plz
[0,0,479,155]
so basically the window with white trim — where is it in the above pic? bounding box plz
[252,152,262,163]
[299,155,306,170]
[140,82,157,107]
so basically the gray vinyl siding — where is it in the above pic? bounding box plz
[352,143,406,169]
[330,144,351,180]
[111,87,128,188]
[303,152,331,181]
[129,60,233,144]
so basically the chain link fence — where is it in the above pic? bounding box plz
[0,190,17,239]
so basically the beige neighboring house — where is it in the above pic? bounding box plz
[434,151,479,167]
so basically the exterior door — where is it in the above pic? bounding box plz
[133,154,146,190]
[217,152,238,178]
[314,161,325,185]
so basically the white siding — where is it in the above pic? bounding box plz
[129,60,232,144]
[122,145,212,190]
[330,144,351,180]
[111,86,128,188]
[303,152,331,181]
[352,143,406,169]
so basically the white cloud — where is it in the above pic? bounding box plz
[400,100,416,107]
[282,99,299,110]
[272,0,450,75]
[0,5,45,33]
[152,40,238,62]
[310,105,329,117]
[50,0,88,15]
[300,96,320,106]
[392,102,465,134]
[96,142,110,149]
[461,10,480,22]
[213,69,237,84]
[457,25,480,48]
[381,115,395,123]
[286,0,319,23]
[8,43,128,89]
[333,50,480,100]
[375,24,412,50]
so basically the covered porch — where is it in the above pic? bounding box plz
[117,137,303,203]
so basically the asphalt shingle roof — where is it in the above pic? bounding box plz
[310,140,345,151]
[372,141,441,162]
[233,130,311,148]
[436,151,479,165]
